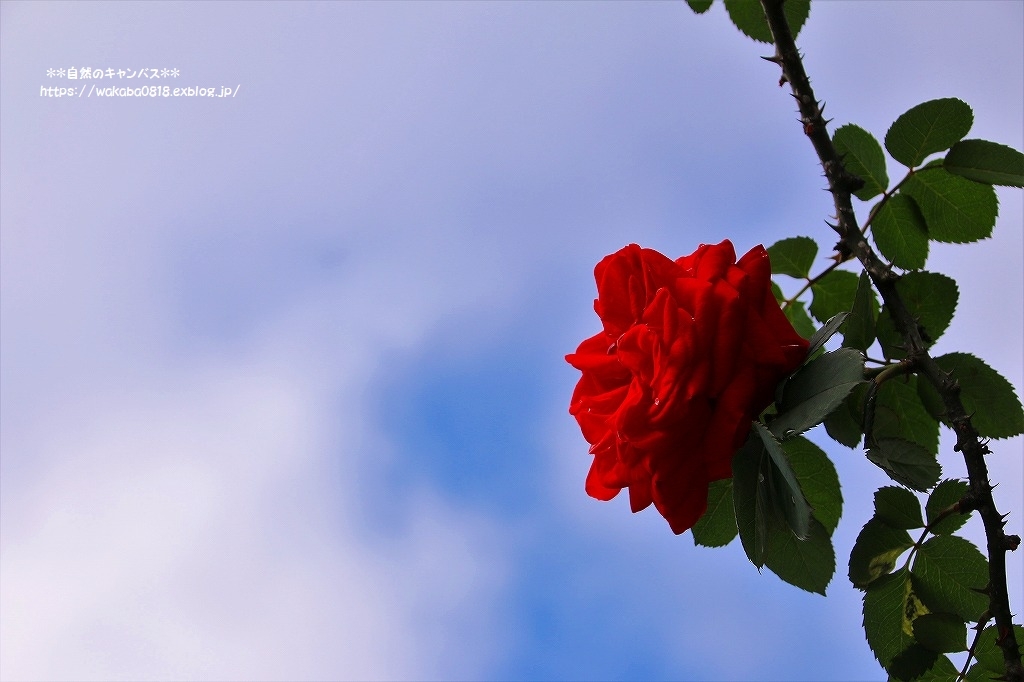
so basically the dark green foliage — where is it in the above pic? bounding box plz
[849,517,914,588]
[809,269,859,324]
[901,167,998,244]
[723,0,810,44]
[872,377,940,456]
[872,194,929,270]
[925,480,970,535]
[917,353,1024,438]
[768,236,817,278]
[912,536,988,622]
[866,438,941,492]
[692,479,737,547]
[835,124,889,200]
[885,98,974,168]
[945,139,1024,187]
[685,0,714,13]
[873,486,924,530]
[876,272,958,359]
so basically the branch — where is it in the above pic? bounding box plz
[757,1,1022,679]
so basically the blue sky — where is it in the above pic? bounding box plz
[1,2,1021,680]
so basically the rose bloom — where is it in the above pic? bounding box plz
[566,240,809,534]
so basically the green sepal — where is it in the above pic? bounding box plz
[842,272,878,351]
[767,236,817,278]
[872,194,929,270]
[722,0,810,44]
[911,535,988,622]
[824,382,868,448]
[849,516,914,588]
[754,422,811,540]
[692,478,738,547]
[834,124,890,200]
[806,311,849,359]
[917,353,1024,439]
[885,98,973,168]
[733,426,815,570]
[901,167,998,244]
[771,347,864,439]
[945,139,1024,187]
[782,436,842,534]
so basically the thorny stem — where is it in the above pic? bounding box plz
[758,1,1022,679]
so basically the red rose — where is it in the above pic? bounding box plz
[566,240,809,534]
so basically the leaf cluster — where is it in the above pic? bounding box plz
[849,481,1018,680]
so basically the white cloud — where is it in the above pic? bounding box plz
[0,339,507,681]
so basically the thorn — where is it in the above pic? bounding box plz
[970,584,992,596]
[778,75,788,87]
[761,54,783,65]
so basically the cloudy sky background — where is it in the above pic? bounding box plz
[1,2,1021,680]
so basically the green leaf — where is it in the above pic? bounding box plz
[888,643,942,679]
[685,0,714,13]
[771,280,784,303]
[806,311,849,358]
[913,614,967,654]
[874,486,924,530]
[809,269,860,324]
[885,98,974,168]
[917,353,1024,439]
[783,436,842,534]
[771,348,865,438]
[692,478,738,547]
[733,433,780,568]
[912,535,988,622]
[863,569,927,667]
[873,377,940,456]
[842,272,878,351]
[964,662,995,682]
[754,422,811,540]
[876,271,959,359]
[872,194,929,270]
[901,167,999,244]
[926,480,970,536]
[764,517,835,595]
[835,124,890,200]
[974,624,1024,674]
[824,382,868,448]
[767,236,817,278]
[867,437,941,492]
[723,0,810,44]
[849,517,914,588]
[784,300,817,340]
[945,139,1024,187]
